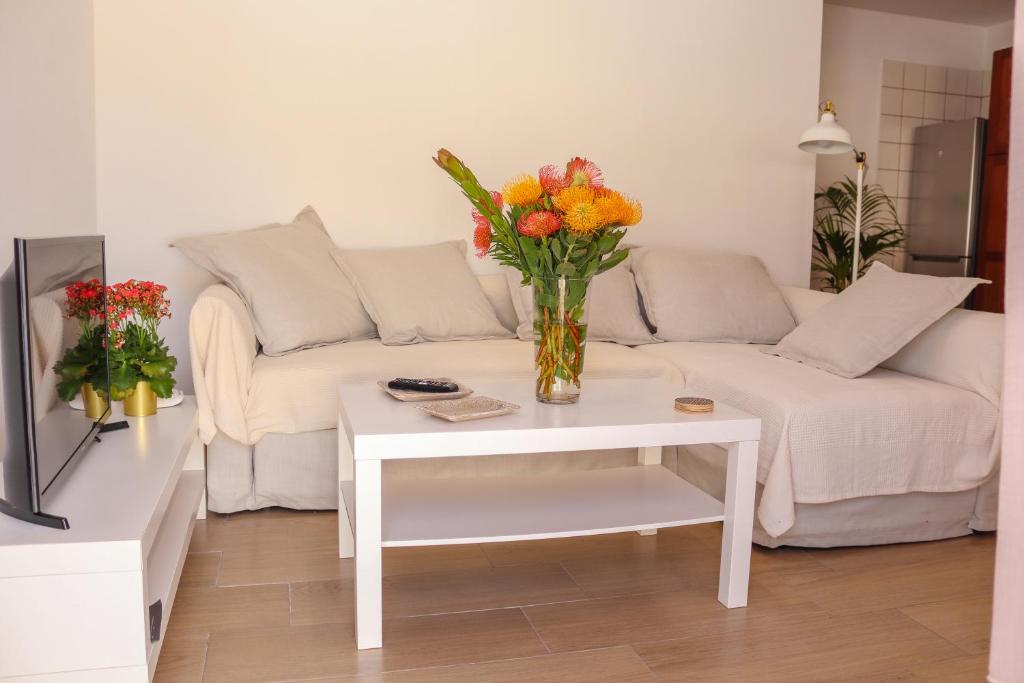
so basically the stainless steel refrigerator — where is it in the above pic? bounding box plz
[906,118,986,285]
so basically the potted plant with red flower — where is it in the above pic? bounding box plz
[53,278,109,418]
[106,279,177,416]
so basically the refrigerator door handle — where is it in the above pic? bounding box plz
[909,254,967,263]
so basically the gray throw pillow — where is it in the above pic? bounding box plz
[766,262,987,378]
[174,206,376,355]
[630,247,796,343]
[331,241,514,345]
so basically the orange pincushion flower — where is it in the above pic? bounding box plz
[566,157,604,188]
[563,202,602,234]
[539,165,569,195]
[518,211,562,238]
[502,175,543,206]
[594,189,643,226]
[552,185,595,212]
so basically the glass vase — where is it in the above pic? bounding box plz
[533,276,591,404]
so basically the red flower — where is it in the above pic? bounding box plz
[517,211,562,238]
[472,210,492,257]
[539,165,569,195]
[565,157,604,188]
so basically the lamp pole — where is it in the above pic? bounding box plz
[852,149,866,284]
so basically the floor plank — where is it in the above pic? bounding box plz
[300,646,656,682]
[290,563,584,626]
[901,594,993,655]
[152,633,208,683]
[524,588,824,653]
[202,609,547,682]
[167,583,291,636]
[633,609,960,682]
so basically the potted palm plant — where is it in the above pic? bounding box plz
[812,177,905,292]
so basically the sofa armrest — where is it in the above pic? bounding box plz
[189,284,258,445]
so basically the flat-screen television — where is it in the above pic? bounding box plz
[0,236,109,529]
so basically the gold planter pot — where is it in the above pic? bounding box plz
[123,381,157,417]
[81,383,109,419]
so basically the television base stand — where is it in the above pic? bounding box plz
[0,499,68,529]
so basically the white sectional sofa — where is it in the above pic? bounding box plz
[189,273,1003,548]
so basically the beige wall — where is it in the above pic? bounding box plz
[0,0,97,267]
[816,4,997,191]
[92,0,824,390]
[0,0,96,449]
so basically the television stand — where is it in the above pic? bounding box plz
[0,397,203,681]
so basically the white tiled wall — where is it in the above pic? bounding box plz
[877,60,991,269]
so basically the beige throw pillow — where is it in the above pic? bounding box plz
[767,262,987,378]
[332,241,514,345]
[174,206,376,355]
[504,261,658,346]
[630,247,796,343]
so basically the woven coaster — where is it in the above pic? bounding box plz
[675,396,714,413]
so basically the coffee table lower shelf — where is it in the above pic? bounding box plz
[339,465,724,547]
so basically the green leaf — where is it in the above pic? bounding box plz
[555,262,577,276]
[597,249,629,274]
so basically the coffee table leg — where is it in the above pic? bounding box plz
[719,440,758,608]
[637,446,662,536]
[338,417,354,559]
[355,458,383,649]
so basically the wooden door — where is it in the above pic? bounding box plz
[974,47,1011,313]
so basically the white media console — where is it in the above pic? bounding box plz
[0,398,203,682]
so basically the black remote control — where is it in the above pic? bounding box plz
[387,378,459,393]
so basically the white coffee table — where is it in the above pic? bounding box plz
[337,378,760,649]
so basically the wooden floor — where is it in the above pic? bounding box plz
[156,508,995,682]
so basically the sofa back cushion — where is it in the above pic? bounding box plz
[174,206,376,355]
[630,247,796,343]
[767,262,987,379]
[504,259,658,346]
[332,241,514,345]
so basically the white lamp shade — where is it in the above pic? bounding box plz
[798,112,854,155]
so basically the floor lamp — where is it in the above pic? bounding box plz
[799,100,868,284]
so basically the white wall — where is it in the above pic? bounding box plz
[987,19,1016,53]
[816,3,996,189]
[92,0,823,390]
[989,11,1022,682]
[0,0,96,450]
[0,0,97,267]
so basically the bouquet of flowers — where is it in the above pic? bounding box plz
[105,279,177,400]
[434,149,642,403]
[54,278,108,403]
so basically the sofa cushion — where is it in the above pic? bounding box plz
[767,262,986,378]
[174,206,376,355]
[635,342,999,538]
[332,241,514,345]
[504,262,657,345]
[630,247,796,343]
[244,339,676,441]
